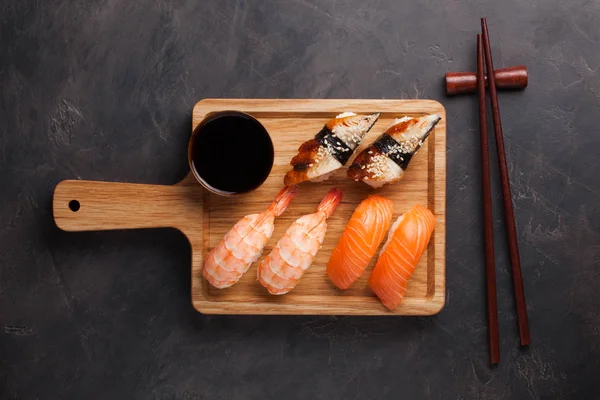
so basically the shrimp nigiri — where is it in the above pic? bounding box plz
[203,186,297,289]
[369,204,436,310]
[258,188,343,295]
[326,195,394,290]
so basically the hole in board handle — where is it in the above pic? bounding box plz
[69,200,80,212]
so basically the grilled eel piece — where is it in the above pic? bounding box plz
[347,114,440,188]
[284,112,380,186]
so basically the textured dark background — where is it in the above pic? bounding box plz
[2,0,599,398]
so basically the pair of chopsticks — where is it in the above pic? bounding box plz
[477,18,530,364]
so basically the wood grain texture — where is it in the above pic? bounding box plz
[53,98,446,316]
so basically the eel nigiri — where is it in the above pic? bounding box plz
[203,185,297,289]
[258,188,343,295]
[347,114,441,188]
[284,112,380,186]
[326,195,394,290]
[369,204,436,310]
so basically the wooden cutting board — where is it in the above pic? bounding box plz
[53,99,446,315]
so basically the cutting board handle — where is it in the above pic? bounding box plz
[53,180,199,232]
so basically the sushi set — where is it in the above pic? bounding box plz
[53,98,446,315]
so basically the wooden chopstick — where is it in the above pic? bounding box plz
[481,18,531,346]
[477,34,500,364]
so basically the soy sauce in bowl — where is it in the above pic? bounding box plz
[188,111,274,195]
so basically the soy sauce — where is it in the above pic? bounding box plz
[190,111,274,195]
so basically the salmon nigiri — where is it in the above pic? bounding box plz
[369,204,436,310]
[326,195,394,290]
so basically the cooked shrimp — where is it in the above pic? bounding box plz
[202,185,297,289]
[258,188,343,295]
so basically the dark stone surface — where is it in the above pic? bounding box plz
[1,0,599,398]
